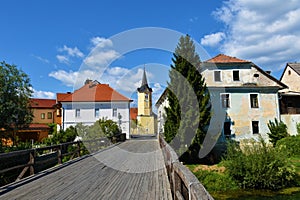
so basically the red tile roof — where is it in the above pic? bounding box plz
[130,108,138,120]
[57,93,72,101]
[205,54,250,63]
[58,81,132,102]
[30,98,56,108]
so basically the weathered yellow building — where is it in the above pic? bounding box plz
[136,68,157,135]
[156,54,287,142]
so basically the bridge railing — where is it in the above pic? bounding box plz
[159,135,214,200]
[0,133,126,186]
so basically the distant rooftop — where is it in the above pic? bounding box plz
[30,98,56,108]
[288,63,300,76]
[57,80,132,102]
[205,54,250,64]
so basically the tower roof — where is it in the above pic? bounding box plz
[137,67,152,93]
[141,67,148,86]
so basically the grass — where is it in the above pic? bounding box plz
[186,159,300,200]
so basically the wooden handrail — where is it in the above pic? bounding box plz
[159,134,214,200]
[0,135,125,186]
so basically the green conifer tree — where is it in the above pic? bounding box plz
[164,35,211,162]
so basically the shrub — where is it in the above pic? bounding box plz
[297,123,300,135]
[43,126,78,145]
[187,165,238,192]
[223,138,296,190]
[276,135,300,157]
[267,118,288,147]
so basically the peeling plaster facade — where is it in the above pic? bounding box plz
[156,54,286,142]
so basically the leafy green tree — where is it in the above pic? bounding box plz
[43,126,78,145]
[97,118,121,137]
[78,118,120,140]
[0,62,33,144]
[267,118,288,147]
[164,35,211,162]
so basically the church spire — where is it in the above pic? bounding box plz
[141,66,148,87]
[137,66,152,93]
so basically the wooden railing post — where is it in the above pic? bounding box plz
[29,150,35,175]
[57,144,62,164]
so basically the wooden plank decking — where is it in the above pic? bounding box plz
[0,139,172,200]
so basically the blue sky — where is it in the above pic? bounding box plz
[1,0,300,107]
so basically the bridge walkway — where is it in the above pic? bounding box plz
[0,139,172,200]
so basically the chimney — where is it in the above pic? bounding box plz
[85,79,93,85]
[265,71,271,75]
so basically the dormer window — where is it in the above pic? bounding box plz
[233,70,239,81]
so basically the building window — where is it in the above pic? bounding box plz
[221,94,230,108]
[288,70,291,75]
[145,93,149,102]
[75,109,80,117]
[214,71,221,82]
[47,112,52,119]
[252,121,259,134]
[250,94,259,108]
[233,70,240,81]
[113,108,117,117]
[41,113,45,119]
[95,108,100,118]
[224,122,231,139]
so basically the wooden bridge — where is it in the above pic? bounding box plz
[0,136,213,200]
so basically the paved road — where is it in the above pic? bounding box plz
[0,139,172,200]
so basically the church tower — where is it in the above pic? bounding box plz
[136,67,156,135]
[137,68,153,116]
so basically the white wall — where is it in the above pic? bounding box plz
[281,114,300,136]
[62,102,131,139]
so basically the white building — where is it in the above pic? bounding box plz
[279,63,300,135]
[156,54,287,142]
[57,80,132,139]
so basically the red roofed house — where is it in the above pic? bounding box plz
[57,80,132,139]
[15,98,60,143]
[30,98,59,125]
[156,54,287,143]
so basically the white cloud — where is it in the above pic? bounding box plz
[56,45,84,64]
[58,45,84,58]
[49,69,101,88]
[51,37,123,89]
[56,55,69,64]
[49,70,78,87]
[213,0,300,72]
[33,89,55,99]
[151,83,164,106]
[189,17,198,23]
[32,54,49,63]
[107,66,130,76]
[83,50,120,67]
[115,68,154,93]
[90,37,113,48]
[201,32,225,47]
